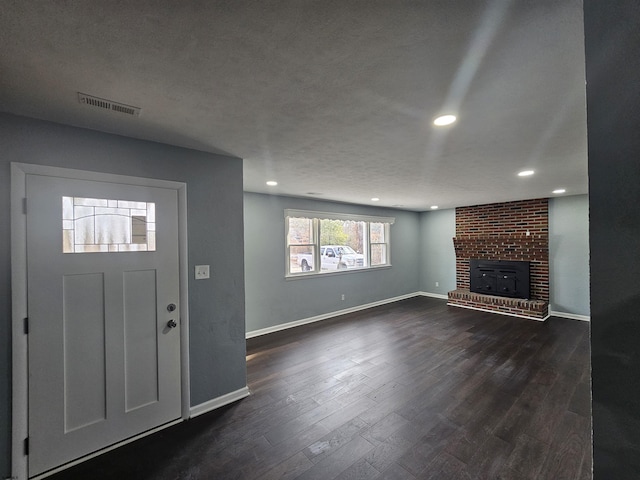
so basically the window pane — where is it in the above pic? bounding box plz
[288,217,313,245]
[62,196,74,220]
[74,197,108,207]
[320,220,366,269]
[370,223,385,243]
[74,212,95,245]
[290,245,315,273]
[371,244,387,266]
[94,208,130,244]
[131,216,148,244]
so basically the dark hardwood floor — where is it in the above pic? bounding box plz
[48,296,592,479]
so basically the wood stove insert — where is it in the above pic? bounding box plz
[469,259,530,299]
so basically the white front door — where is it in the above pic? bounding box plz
[26,173,182,476]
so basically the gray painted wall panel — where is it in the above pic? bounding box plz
[419,209,457,295]
[549,195,590,316]
[585,0,640,475]
[0,113,247,476]
[244,193,420,333]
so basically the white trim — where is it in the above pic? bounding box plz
[246,293,419,338]
[30,419,183,480]
[178,184,191,419]
[11,163,190,480]
[11,164,29,480]
[286,264,392,280]
[189,387,251,418]
[418,291,449,300]
[447,302,550,321]
[284,208,395,224]
[549,310,591,321]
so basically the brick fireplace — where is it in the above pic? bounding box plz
[448,198,549,320]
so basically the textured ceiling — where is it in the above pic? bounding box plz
[0,1,588,211]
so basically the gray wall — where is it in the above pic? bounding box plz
[244,194,591,337]
[419,209,457,295]
[549,195,590,316]
[0,113,247,477]
[244,192,421,333]
[585,0,640,477]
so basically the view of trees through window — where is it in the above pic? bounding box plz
[286,213,391,276]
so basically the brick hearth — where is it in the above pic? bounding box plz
[448,198,549,320]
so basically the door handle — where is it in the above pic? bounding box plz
[167,319,177,329]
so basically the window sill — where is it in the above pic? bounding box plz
[285,264,392,280]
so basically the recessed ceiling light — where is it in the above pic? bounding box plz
[518,170,535,177]
[371,197,380,202]
[430,205,439,210]
[266,181,278,186]
[433,114,457,126]
[553,188,566,194]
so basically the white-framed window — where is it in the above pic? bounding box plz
[285,209,394,277]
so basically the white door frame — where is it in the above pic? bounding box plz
[11,163,191,480]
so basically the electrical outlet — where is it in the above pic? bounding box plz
[341,294,345,301]
[435,281,439,287]
[195,265,210,279]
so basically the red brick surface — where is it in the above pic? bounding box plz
[450,198,549,318]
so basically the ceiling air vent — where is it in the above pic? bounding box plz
[78,92,141,117]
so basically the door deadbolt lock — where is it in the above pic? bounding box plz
[167,303,177,312]
[167,319,178,329]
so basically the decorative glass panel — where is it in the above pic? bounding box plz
[62,196,156,253]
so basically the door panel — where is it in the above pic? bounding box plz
[123,269,159,412]
[27,174,181,476]
[62,273,107,432]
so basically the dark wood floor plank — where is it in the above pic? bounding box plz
[537,411,590,480]
[258,452,314,480]
[47,297,591,480]
[419,451,473,480]
[241,423,332,479]
[373,463,417,480]
[332,458,380,480]
[363,432,416,473]
[395,418,458,476]
[360,412,412,446]
[466,432,514,480]
[502,433,548,480]
[294,435,375,480]
[303,417,369,464]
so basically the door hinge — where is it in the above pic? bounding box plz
[22,197,27,215]
[24,318,29,335]
[24,437,29,456]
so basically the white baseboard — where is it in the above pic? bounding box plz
[549,310,591,322]
[418,291,449,300]
[447,302,550,321]
[244,294,589,340]
[189,386,250,418]
[246,292,421,339]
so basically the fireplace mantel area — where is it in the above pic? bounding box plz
[448,198,550,320]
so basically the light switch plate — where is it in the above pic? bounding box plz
[195,265,210,279]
